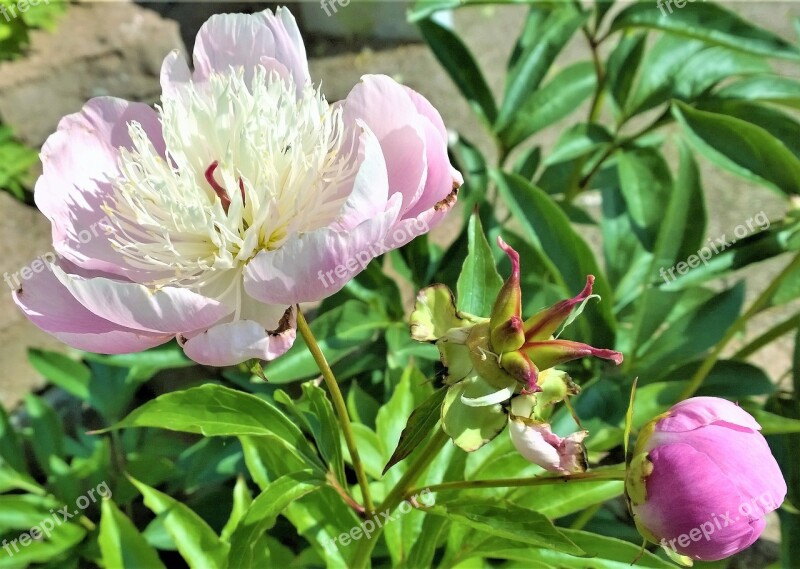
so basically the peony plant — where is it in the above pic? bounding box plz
[2,2,798,568]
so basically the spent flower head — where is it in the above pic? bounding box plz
[410,236,622,459]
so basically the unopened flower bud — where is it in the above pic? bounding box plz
[626,397,787,561]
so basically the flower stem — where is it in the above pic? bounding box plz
[678,252,800,400]
[405,466,626,496]
[350,428,450,569]
[295,307,375,516]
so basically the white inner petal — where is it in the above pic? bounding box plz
[103,66,356,314]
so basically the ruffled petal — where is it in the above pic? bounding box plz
[509,418,587,474]
[333,122,390,231]
[243,196,401,305]
[342,74,428,215]
[51,265,232,335]
[12,262,171,353]
[191,8,309,88]
[182,307,296,366]
[656,396,762,434]
[34,97,165,281]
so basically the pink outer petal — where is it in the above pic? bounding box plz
[51,265,232,335]
[647,424,787,519]
[34,97,165,281]
[333,123,390,231]
[635,443,769,561]
[655,396,762,434]
[160,50,192,97]
[191,8,309,88]
[182,308,296,366]
[509,419,587,474]
[400,96,462,220]
[12,262,171,354]
[382,186,460,250]
[342,75,429,216]
[243,197,402,305]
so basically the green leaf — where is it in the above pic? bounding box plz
[220,476,252,542]
[417,18,497,126]
[473,528,674,568]
[99,499,167,569]
[616,147,673,249]
[227,471,323,568]
[662,360,776,398]
[457,212,503,316]
[512,146,541,180]
[426,499,584,555]
[27,349,91,400]
[545,123,613,167]
[605,31,647,116]
[610,3,800,61]
[635,283,745,380]
[509,476,624,520]
[0,405,26,473]
[347,381,381,428]
[0,464,43,494]
[104,384,324,472]
[0,496,85,567]
[23,394,64,475]
[129,477,228,569]
[673,100,800,196]
[672,47,769,101]
[384,387,447,474]
[452,134,489,211]
[348,423,385,480]
[82,342,192,371]
[403,515,449,569]
[655,213,800,289]
[624,35,704,117]
[740,403,800,435]
[497,6,588,133]
[264,301,389,383]
[497,61,597,150]
[697,99,800,159]
[376,366,421,465]
[301,382,345,485]
[715,75,800,109]
[653,140,706,271]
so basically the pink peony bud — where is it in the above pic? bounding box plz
[626,397,787,561]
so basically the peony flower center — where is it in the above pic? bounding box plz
[103,66,354,303]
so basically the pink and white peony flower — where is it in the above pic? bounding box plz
[13,8,461,366]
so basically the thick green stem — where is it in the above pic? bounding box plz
[678,252,800,400]
[351,428,450,569]
[405,466,626,496]
[296,307,375,516]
